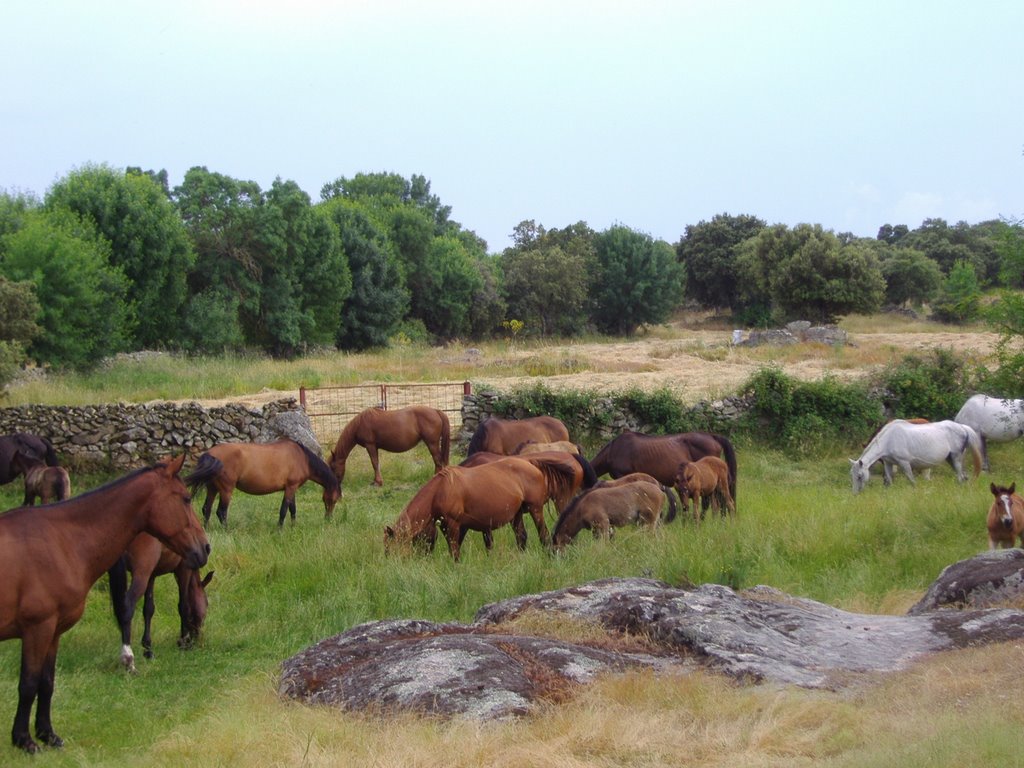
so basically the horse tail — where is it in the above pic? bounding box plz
[661,483,677,523]
[439,410,451,466]
[573,453,599,489]
[714,433,738,503]
[108,554,130,629]
[466,420,490,456]
[184,453,223,492]
[963,426,983,479]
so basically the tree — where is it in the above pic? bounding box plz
[322,200,408,350]
[0,211,130,368]
[590,226,684,336]
[880,247,943,307]
[499,221,594,337]
[736,224,884,324]
[676,213,765,309]
[46,164,194,349]
[410,236,483,340]
[0,277,41,392]
[931,259,981,324]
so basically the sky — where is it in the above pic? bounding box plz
[2,0,1022,252]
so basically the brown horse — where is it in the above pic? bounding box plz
[186,439,340,527]
[0,433,58,486]
[987,482,1024,549]
[109,534,214,672]
[552,481,667,549]
[512,439,582,456]
[466,415,570,456]
[674,456,735,521]
[329,405,450,487]
[593,472,678,522]
[459,450,598,514]
[13,454,71,506]
[591,430,738,503]
[0,455,210,753]
[386,455,579,561]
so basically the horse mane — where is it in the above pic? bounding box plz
[184,453,223,491]
[334,412,364,457]
[465,419,492,456]
[552,490,586,541]
[295,441,340,492]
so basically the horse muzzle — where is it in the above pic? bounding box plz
[182,541,211,569]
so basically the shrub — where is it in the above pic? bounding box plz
[874,349,974,420]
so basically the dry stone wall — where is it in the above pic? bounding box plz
[0,398,312,471]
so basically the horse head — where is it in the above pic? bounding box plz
[849,458,870,494]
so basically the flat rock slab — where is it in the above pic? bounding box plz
[281,570,1024,720]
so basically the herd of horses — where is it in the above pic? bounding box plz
[2,391,1024,753]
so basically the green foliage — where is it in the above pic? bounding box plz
[490,382,612,436]
[0,211,130,369]
[880,247,943,307]
[874,349,974,420]
[182,287,246,353]
[736,224,885,324]
[409,235,483,340]
[590,225,684,336]
[736,366,880,453]
[611,387,691,434]
[0,276,41,392]
[676,212,765,309]
[930,259,981,324]
[46,164,194,348]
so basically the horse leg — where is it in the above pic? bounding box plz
[32,634,63,749]
[527,503,551,547]
[141,578,157,659]
[896,460,916,484]
[366,444,383,486]
[201,485,216,526]
[881,461,894,486]
[947,453,966,482]
[980,435,990,472]
[512,513,528,550]
[445,521,463,561]
[119,571,152,673]
[13,623,61,752]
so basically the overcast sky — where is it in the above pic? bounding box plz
[3,0,1021,252]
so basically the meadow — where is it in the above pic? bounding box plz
[1,320,1023,767]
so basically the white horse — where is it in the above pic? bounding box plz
[953,394,1024,471]
[850,420,983,493]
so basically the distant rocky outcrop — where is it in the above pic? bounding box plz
[280,552,1024,720]
[734,321,849,348]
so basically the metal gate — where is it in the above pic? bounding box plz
[299,381,471,447]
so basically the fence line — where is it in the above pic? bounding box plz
[299,381,471,447]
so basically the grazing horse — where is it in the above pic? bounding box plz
[590,472,678,522]
[954,394,1024,471]
[849,420,983,493]
[13,454,71,506]
[466,415,570,456]
[0,433,58,485]
[186,439,340,527]
[0,455,210,753]
[591,430,738,503]
[674,456,735,521]
[329,405,450,487]
[552,482,667,549]
[987,482,1024,549]
[108,535,214,673]
[385,455,579,561]
[512,439,582,456]
[459,450,598,514]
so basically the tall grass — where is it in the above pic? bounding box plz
[1,438,1022,766]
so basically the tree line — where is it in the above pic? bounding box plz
[1,164,1021,380]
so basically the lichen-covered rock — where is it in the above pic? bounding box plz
[908,549,1024,613]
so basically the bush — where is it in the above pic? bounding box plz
[874,349,975,420]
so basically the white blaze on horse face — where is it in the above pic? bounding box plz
[1000,494,1014,526]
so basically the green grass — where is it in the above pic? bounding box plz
[1,439,1022,766]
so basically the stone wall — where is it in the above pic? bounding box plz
[0,398,315,471]
[458,390,752,448]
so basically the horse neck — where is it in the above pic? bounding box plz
[334,418,361,459]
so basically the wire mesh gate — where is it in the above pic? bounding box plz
[299,381,472,448]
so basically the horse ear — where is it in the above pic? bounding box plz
[991,482,998,494]
[384,526,395,539]
[201,571,214,587]
[1011,483,1016,494]
[165,454,186,476]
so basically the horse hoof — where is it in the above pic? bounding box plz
[40,732,64,748]
[14,735,39,753]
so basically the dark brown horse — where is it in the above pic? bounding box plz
[0,433,58,485]
[385,454,579,561]
[329,405,450,487]
[186,439,340,527]
[108,534,214,672]
[13,453,71,506]
[466,415,570,456]
[0,455,210,753]
[591,430,738,503]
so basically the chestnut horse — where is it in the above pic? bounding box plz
[385,454,580,561]
[987,482,1024,549]
[329,405,450,487]
[674,456,735,521]
[108,534,214,672]
[0,455,211,753]
[186,439,340,527]
[13,454,71,506]
[552,481,667,549]
[592,472,677,523]
[591,430,738,503]
[0,433,58,486]
[459,450,598,514]
[466,415,570,456]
